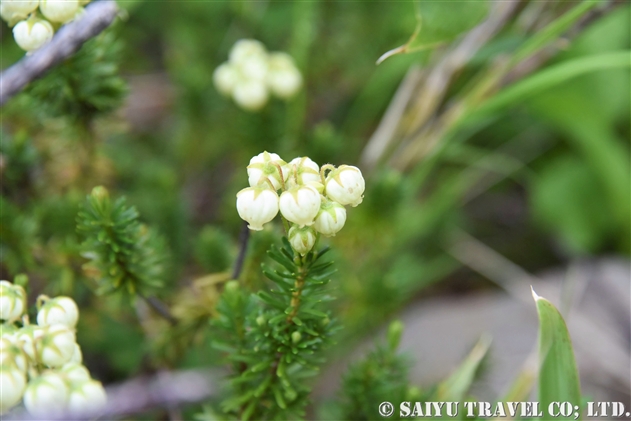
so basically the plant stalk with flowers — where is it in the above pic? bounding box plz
[211,151,365,420]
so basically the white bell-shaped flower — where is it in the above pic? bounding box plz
[0,362,26,414]
[286,157,320,186]
[0,337,28,373]
[232,79,269,111]
[325,165,365,207]
[0,281,26,322]
[67,379,107,416]
[213,63,238,96]
[236,185,279,231]
[60,362,91,384]
[12,17,53,52]
[37,296,79,328]
[37,323,76,368]
[314,199,347,237]
[267,52,302,99]
[288,225,316,256]
[24,371,69,417]
[279,185,321,227]
[0,0,39,25]
[16,325,45,361]
[229,39,267,65]
[247,151,287,190]
[39,0,79,23]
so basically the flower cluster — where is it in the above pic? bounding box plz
[236,152,365,255]
[1,0,90,53]
[0,281,106,416]
[213,39,303,111]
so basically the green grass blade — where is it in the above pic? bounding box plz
[511,0,599,65]
[435,334,492,401]
[532,287,581,419]
[475,51,631,117]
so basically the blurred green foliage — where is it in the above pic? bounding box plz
[1,0,629,419]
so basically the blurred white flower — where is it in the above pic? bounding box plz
[267,52,302,99]
[37,296,79,328]
[16,325,45,361]
[39,0,79,23]
[0,0,39,25]
[232,79,269,111]
[0,362,26,414]
[67,379,107,416]
[229,39,267,65]
[38,323,76,368]
[0,281,26,322]
[24,371,69,417]
[60,362,91,384]
[213,63,238,96]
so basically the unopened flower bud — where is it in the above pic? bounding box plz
[286,157,320,186]
[13,17,54,52]
[279,185,321,227]
[0,0,39,25]
[0,280,26,322]
[236,185,279,231]
[325,165,365,207]
[229,39,267,65]
[16,325,45,361]
[0,337,28,373]
[247,151,287,190]
[37,296,79,328]
[224,280,240,293]
[314,199,346,237]
[67,379,107,416]
[233,79,269,111]
[256,315,266,326]
[40,0,79,23]
[38,324,76,368]
[288,225,316,256]
[60,362,91,384]
[0,362,26,413]
[267,52,302,99]
[24,371,69,417]
[213,63,238,96]
[291,331,302,344]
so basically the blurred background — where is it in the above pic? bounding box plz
[1,0,629,418]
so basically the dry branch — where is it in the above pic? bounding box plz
[0,0,119,106]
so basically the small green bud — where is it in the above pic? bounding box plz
[13,274,28,289]
[321,316,330,326]
[90,186,109,202]
[224,280,240,293]
[256,315,266,326]
[291,331,302,344]
[387,320,404,351]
